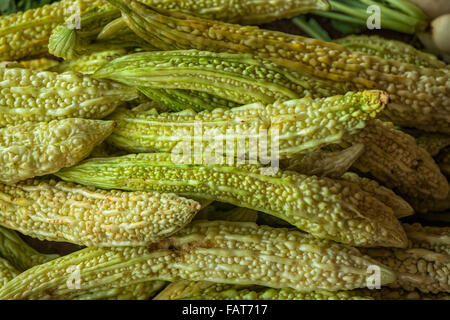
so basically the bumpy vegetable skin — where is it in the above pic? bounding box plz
[354,287,450,300]
[404,223,450,255]
[335,35,447,69]
[0,226,58,272]
[48,4,122,60]
[56,152,407,248]
[138,87,240,112]
[106,91,387,160]
[345,120,449,200]
[0,179,201,247]
[184,287,371,300]
[194,207,259,223]
[340,173,413,218]
[0,119,114,184]
[363,247,450,294]
[0,221,397,299]
[57,49,128,74]
[93,50,311,105]
[20,58,61,71]
[138,0,331,25]
[0,257,19,288]
[0,0,105,61]
[110,0,450,133]
[0,67,138,127]
[73,280,166,300]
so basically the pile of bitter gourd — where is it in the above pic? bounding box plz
[0,0,448,300]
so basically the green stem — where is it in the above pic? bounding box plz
[292,16,329,41]
[308,17,332,41]
[359,0,421,27]
[328,0,417,34]
[383,0,427,20]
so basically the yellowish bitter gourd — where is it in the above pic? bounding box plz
[56,49,128,74]
[344,119,449,200]
[403,223,450,256]
[0,119,115,184]
[0,226,58,272]
[0,225,165,299]
[334,35,447,69]
[155,281,450,300]
[19,58,61,71]
[129,0,331,25]
[0,221,397,300]
[353,288,450,300]
[0,0,106,61]
[93,50,357,107]
[362,247,450,294]
[109,0,450,133]
[0,67,138,127]
[49,0,330,60]
[183,287,371,300]
[106,91,388,160]
[0,179,201,247]
[340,173,413,218]
[0,257,19,288]
[154,281,371,300]
[55,152,408,248]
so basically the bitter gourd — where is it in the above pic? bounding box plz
[20,58,61,71]
[344,120,449,200]
[94,50,337,105]
[55,152,408,248]
[0,119,114,184]
[334,35,447,69]
[0,257,19,288]
[0,179,201,247]
[403,223,450,256]
[57,49,128,74]
[0,221,397,299]
[353,288,450,300]
[0,226,58,272]
[0,67,138,127]
[0,0,105,61]
[340,172,414,218]
[106,91,387,160]
[137,87,240,112]
[110,0,450,133]
[72,280,166,300]
[363,247,450,294]
[183,286,371,300]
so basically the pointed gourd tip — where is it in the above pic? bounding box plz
[379,264,398,286]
